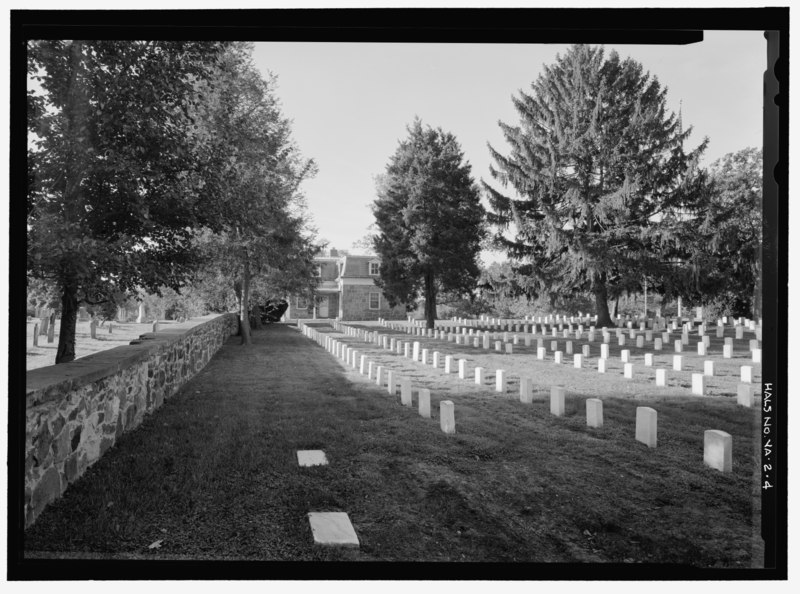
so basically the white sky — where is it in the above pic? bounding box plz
[251,31,765,259]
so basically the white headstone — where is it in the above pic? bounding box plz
[474,367,485,385]
[692,373,705,396]
[537,347,546,360]
[635,407,657,448]
[520,377,533,403]
[703,430,732,472]
[623,363,633,379]
[704,360,715,377]
[458,359,468,379]
[741,366,753,383]
[673,355,683,371]
[621,349,630,363]
[601,344,609,359]
[674,340,682,353]
[554,351,563,364]
[697,342,707,356]
[400,379,412,406]
[550,386,565,416]
[440,401,456,434]
[432,351,440,368]
[444,355,454,373]
[737,383,754,407]
[496,369,506,393]
[723,344,733,358]
[416,388,431,418]
[586,398,603,428]
[644,353,653,366]
[656,368,667,387]
[574,354,583,369]
[386,370,395,394]
[598,358,607,373]
[752,348,762,363]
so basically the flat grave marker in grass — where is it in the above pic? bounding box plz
[307,512,360,547]
[297,450,329,467]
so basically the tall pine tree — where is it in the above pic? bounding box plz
[484,45,707,327]
[372,119,485,328]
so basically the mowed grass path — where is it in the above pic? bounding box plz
[24,323,762,567]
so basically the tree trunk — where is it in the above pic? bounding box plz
[424,269,436,329]
[239,258,252,346]
[753,245,762,321]
[251,305,263,330]
[233,279,243,336]
[55,283,78,364]
[593,281,614,328]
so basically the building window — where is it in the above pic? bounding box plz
[369,292,380,310]
[369,261,380,276]
[296,296,308,310]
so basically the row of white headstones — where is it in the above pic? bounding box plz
[382,316,761,405]
[299,319,741,473]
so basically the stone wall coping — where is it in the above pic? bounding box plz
[26,313,236,408]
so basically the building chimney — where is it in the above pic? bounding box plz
[329,248,338,257]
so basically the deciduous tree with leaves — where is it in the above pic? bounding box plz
[372,119,485,329]
[27,40,231,363]
[685,147,762,318]
[484,45,708,327]
[197,45,320,344]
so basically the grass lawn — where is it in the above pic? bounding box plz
[23,321,762,570]
[25,318,203,370]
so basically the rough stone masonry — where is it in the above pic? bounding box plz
[24,313,238,528]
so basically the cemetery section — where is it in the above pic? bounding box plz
[24,320,760,564]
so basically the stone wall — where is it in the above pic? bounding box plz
[340,285,406,321]
[24,313,238,528]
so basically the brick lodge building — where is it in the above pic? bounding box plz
[284,250,407,321]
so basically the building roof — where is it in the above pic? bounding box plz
[340,255,380,278]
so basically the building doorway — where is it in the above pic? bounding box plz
[318,296,329,318]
